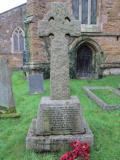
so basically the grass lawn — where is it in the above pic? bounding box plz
[0,72,120,160]
[93,89,120,105]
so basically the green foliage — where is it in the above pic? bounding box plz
[0,72,120,160]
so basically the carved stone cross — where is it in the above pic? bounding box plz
[38,2,81,100]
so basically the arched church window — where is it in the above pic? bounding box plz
[12,27,25,53]
[72,0,97,25]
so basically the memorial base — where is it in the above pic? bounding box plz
[0,112,20,118]
[26,118,93,152]
[0,108,20,118]
[26,96,93,152]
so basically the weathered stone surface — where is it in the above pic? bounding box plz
[38,2,81,100]
[26,108,93,152]
[84,86,120,110]
[36,96,85,135]
[26,97,94,151]
[0,58,15,110]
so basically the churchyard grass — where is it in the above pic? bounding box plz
[92,89,120,105]
[0,71,120,160]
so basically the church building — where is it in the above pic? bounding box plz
[0,0,120,78]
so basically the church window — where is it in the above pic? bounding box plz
[91,0,97,24]
[72,0,99,32]
[12,27,25,53]
[81,0,97,25]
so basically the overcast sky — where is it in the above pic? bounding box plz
[0,0,27,13]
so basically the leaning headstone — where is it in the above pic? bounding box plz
[0,58,19,118]
[26,2,93,152]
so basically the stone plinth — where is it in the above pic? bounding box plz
[36,97,85,135]
[26,96,93,152]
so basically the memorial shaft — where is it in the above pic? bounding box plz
[38,2,81,100]
[50,34,70,100]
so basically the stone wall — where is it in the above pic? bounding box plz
[101,0,120,33]
[26,0,120,75]
[0,0,120,74]
[26,0,72,63]
[0,4,26,68]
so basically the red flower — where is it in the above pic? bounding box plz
[70,140,81,149]
[60,141,90,160]
[60,152,74,160]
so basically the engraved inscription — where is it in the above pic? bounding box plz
[43,106,82,134]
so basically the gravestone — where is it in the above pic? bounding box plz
[23,19,44,94]
[0,58,17,117]
[28,72,44,94]
[26,2,93,152]
[23,62,44,94]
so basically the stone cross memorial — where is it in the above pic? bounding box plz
[38,3,80,100]
[26,2,93,152]
[0,58,16,115]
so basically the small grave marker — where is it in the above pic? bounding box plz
[28,73,44,94]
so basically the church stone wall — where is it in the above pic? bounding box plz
[26,0,72,63]
[26,0,120,74]
[0,0,120,74]
[0,4,26,68]
[101,0,120,33]
[92,37,120,63]
[89,0,120,75]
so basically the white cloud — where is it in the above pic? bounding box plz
[0,0,27,14]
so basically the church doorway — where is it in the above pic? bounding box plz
[77,44,93,78]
